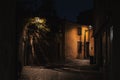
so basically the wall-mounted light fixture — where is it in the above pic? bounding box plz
[89,25,92,29]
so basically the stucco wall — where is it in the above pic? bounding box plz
[65,22,80,60]
[89,29,94,56]
[65,23,94,60]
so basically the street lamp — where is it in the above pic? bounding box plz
[89,25,92,29]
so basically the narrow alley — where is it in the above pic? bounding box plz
[16,0,114,80]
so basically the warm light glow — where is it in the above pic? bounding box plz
[39,18,46,23]
[29,17,46,24]
[89,29,94,56]
[65,27,78,59]
[89,25,92,29]
[110,26,113,41]
[65,24,94,59]
[27,17,50,32]
[81,25,89,42]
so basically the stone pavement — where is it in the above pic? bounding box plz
[64,59,98,71]
[65,59,90,66]
[19,66,103,80]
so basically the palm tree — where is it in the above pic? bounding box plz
[20,17,50,66]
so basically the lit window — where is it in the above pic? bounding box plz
[110,26,113,41]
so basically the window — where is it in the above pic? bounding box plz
[78,27,82,35]
[78,41,82,54]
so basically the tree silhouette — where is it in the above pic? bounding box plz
[20,17,50,66]
[17,0,62,66]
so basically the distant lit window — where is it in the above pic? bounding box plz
[110,26,113,41]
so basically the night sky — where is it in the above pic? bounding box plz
[18,0,93,22]
[54,0,93,21]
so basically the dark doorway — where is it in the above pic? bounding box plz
[85,42,90,58]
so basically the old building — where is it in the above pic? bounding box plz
[62,20,94,63]
[77,9,95,64]
[93,0,115,80]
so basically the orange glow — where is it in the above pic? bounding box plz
[89,29,94,56]
[65,26,78,59]
[81,25,89,42]
[65,24,94,60]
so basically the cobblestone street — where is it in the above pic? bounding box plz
[19,65,103,80]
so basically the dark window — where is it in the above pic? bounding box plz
[78,27,81,35]
[78,41,82,54]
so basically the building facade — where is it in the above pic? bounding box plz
[63,21,94,62]
[93,0,113,80]
[77,9,95,64]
